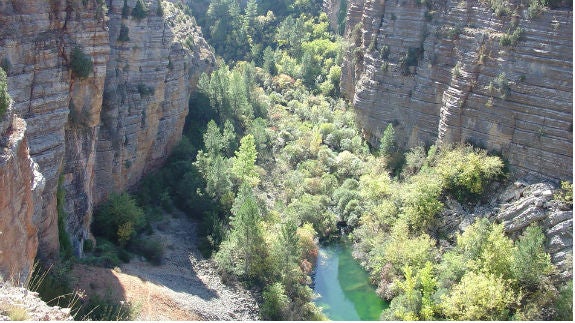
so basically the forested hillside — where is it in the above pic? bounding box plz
[121,0,571,320]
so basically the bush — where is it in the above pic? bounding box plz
[92,193,145,246]
[70,46,93,79]
[1,67,10,118]
[129,237,165,265]
[435,145,504,201]
[118,24,130,42]
[441,271,517,320]
[121,0,129,18]
[132,0,148,20]
[261,282,290,320]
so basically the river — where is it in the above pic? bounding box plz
[313,242,388,320]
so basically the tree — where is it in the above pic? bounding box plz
[215,184,268,281]
[511,224,553,290]
[262,46,278,75]
[70,46,93,79]
[0,66,10,118]
[441,271,517,320]
[132,0,148,20]
[92,193,145,246]
[379,123,396,156]
[231,134,260,187]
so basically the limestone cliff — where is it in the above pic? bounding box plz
[0,0,214,278]
[0,112,44,282]
[335,0,572,181]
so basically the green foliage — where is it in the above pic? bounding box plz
[527,0,547,18]
[129,237,165,265]
[261,282,290,320]
[215,185,269,282]
[441,271,517,320]
[500,27,523,47]
[137,83,154,96]
[1,67,11,118]
[121,0,129,18]
[511,224,553,290]
[435,145,504,200]
[118,24,130,42]
[57,175,74,260]
[132,0,148,20]
[484,0,513,16]
[555,281,573,320]
[92,193,145,246]
[379,123,396,156]
[231,134,260,186]
[70,46,93,79]
[0,57,11,74]
[554,180,573,206]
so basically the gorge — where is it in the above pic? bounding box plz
[0,0,573,321]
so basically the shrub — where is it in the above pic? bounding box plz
[121,0,129,18]
[70,46,93,79]
[511,224,553,290]
[261,282,290,320]
[441,271,517,320]
[92,193,145,246]
[118,24,130,42]
[137,83,154,96]
[0,67,10,118]
[500,27,523,47]
[554,180,573,206]
[132,0,148,20]
[435,145,504,200]
[2,306,29,321]
[129,237,165,265]
[555,281,573,320]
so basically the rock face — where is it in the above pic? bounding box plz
[335,0,572,181]
[0,113,44,282]
[94,0,214,205]
[0,0,214,278]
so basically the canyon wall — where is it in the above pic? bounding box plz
[335,0,572,181]
[328,0,572,276]
[0,0,214,279]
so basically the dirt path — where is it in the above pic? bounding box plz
[72,212,259,321]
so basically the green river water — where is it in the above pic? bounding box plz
[313,243,388,320]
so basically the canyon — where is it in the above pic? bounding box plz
[0,0,572,300]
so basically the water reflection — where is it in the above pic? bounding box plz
[313,243,387,321]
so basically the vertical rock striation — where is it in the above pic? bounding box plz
[0,112,44,281]
[94,0,214,207]
[0,0,214,276]
[338,0,572,181]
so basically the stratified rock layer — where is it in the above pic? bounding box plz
[0,114,44,282]
[0,0,214,277]
[337,0,572,181]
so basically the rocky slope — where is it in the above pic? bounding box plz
[0,0,214,280]
[437,179,573,279]
[334,0,572,181]
[0,281,73,321]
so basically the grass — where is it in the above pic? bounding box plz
[0,304,29,321]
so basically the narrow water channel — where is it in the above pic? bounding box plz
[313,242,388,320]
